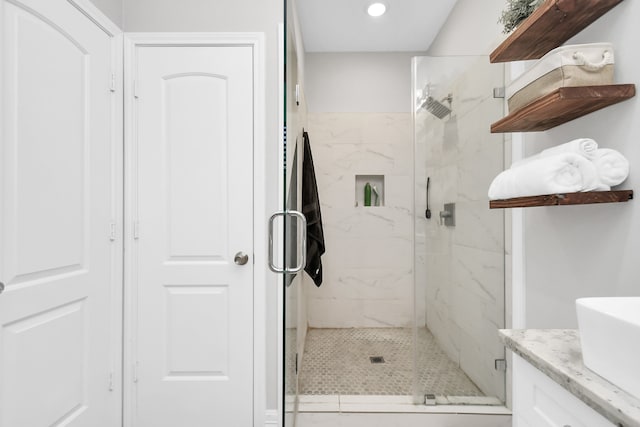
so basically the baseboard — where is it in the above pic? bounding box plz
[265,409,278,426]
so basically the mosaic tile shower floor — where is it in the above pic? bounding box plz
[298,327,483,396]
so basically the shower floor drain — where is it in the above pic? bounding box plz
[369,356,385,364]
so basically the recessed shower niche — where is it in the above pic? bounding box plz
[355,174,385,207]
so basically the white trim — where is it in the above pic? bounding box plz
[62,3,126,424]
[123,32,267,427]
[108,30,125,426]
[509,62,527,330]
[510,161,526,329]
[265,409,279,426]
[122,34,138,427]
[252,31,268,427]
[66,0,121,36]
[276,23,285,427]
[124,32,266,45]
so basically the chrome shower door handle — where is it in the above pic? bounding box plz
[268,210,307,274]
[0,281,4,294]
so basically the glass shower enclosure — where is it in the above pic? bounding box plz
[413,55,507,404]
[280,16,508,423]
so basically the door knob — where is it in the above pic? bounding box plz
[0,282,4,294]
[234,252,249,266]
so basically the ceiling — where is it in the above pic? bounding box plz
[295,0,459,53]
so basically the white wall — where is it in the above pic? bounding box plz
[305,53,418,113]
[428,0,505,56]
[122,0,283,411]
[123,0,278,33]
[522,0,640,328]
[89,0,122,27]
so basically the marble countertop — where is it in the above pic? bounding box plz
[500,329,640,427]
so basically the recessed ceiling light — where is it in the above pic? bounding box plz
[367,2,387,17]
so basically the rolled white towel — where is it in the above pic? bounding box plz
[489,152,604,200]
[511,138,599,169]
[593,148,629,187]
[541,138,599,159]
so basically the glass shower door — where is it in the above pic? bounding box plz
[412,55,507,405]
[277,2,308,424]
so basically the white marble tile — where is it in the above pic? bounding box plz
[455,317,506,402]
[339,395,414,404]
[425,304,461,364]
[320,205,412,238]
[426,165,458,209]
[298,394,341,412]
[299,395,341,404]
[297,402,341,413]
[457,136,504,203]
[307,298,364,328]
[452,200,504,253]
[361,113,413,146]
[384,175,413,210]
[450,285,487,343]
[361,299,413,327]
[306,112,414,328]
[454,61,504,121]
[296,412,512,426]
[452,245,504,304]
[314,142,397,175]
[308,267,412,301]
[306,298,413,328]
[316,173,354,210]
[307,113,364,144]
[323,236,413,270]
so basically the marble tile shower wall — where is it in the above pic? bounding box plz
[414,56,506,401]
[306,113,421,328]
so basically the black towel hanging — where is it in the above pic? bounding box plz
[301,131,325,287]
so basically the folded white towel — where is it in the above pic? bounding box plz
[511,138,599,169]
[592,148,629,187]
[489,152,603,200]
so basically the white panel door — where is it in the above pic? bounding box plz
[131,43,254,426]
[0,0,121,426]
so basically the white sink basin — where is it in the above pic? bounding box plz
[576,297,640,398]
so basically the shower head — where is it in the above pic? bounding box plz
[421,94,452,119]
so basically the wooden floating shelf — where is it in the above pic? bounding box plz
[491,84,635,133]
[490,0,624,63]
[490,190,633,209]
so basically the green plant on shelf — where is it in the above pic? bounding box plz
[498,0,544,34]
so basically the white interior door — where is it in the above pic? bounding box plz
[0,0,122,426]
[129,41,254,427]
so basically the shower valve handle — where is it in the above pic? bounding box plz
[439,210,451,225]
[439,203,455,226]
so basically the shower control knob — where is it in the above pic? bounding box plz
[234,252,249,266]
[0,282,5,294]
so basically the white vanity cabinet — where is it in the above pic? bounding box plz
[513,354,615,427]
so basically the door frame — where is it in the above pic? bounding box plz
[69,3,126,417]
[123,33,267,427]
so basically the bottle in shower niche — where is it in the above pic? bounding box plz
[364,182,372,206]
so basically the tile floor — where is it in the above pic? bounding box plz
[298,327,484,397]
